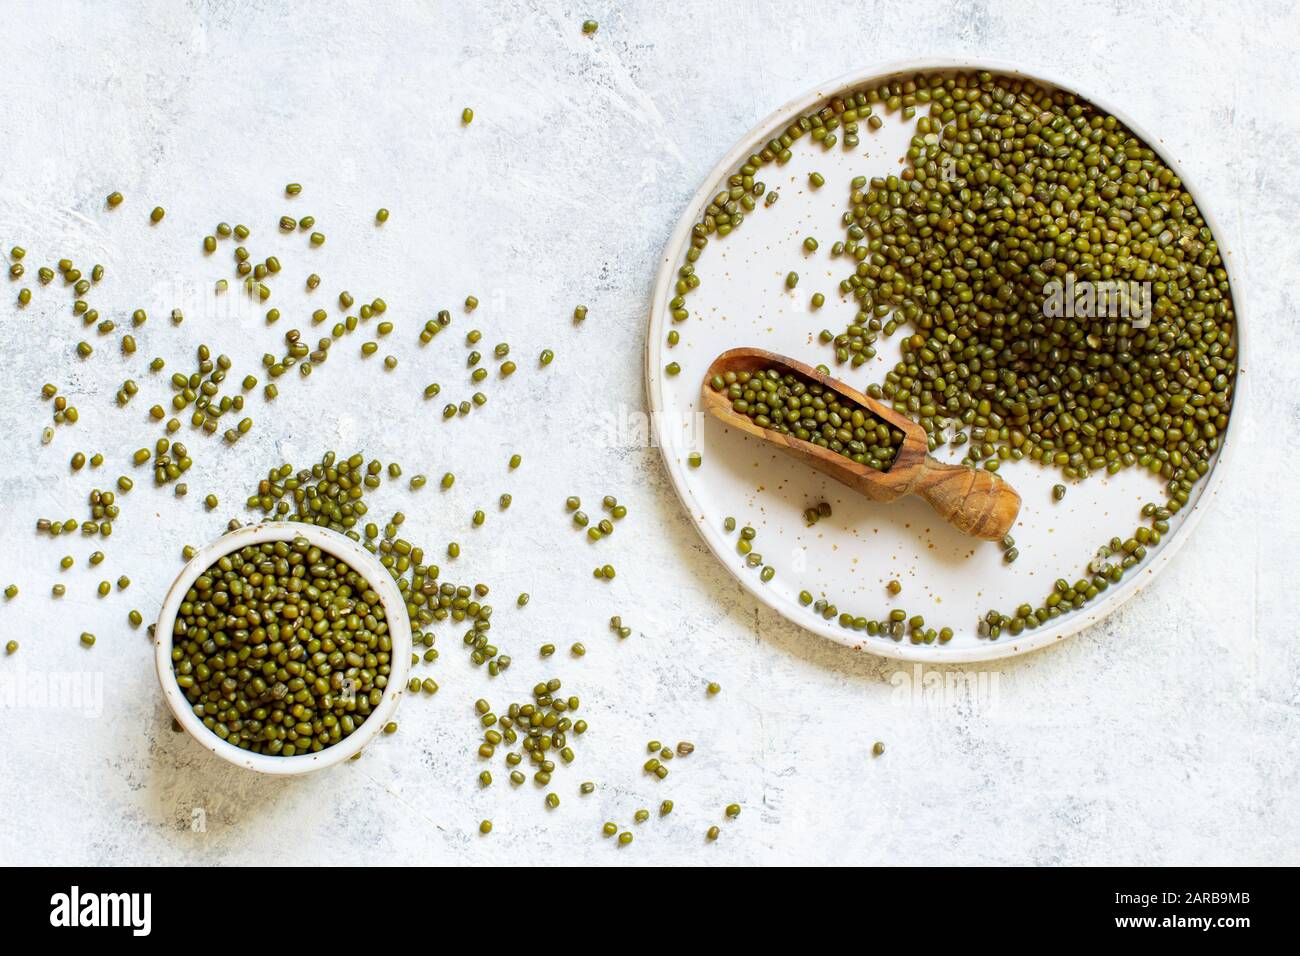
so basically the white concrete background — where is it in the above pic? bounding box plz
[0,0,1295,866]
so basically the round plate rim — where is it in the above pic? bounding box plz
[644,57,1248,663]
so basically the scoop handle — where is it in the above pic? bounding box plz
[912,458,1021,540]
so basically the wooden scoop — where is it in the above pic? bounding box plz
[701,347,1021,540]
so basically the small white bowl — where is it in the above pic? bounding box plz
[154,521,412,775]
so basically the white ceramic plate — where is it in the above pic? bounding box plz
[646,60,1246,662]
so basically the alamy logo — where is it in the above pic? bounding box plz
[49,886,151,936]
[1042,273,1151,329]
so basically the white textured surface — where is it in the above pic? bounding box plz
[0,0,1296,866]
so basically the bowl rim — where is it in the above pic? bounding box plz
[644,57,1248,662]
[154,521,412,775]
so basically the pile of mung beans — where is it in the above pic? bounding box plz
[710,367,904,470]
[171,536,391,755]
[242,450,510,676]
[674,70,1236,641]
[472,679,585,794]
